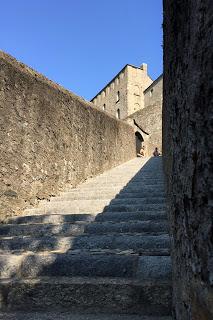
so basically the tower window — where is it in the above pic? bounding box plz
[103,104,106,111]
[116,91,120,102]
[116,108,121,119]
[150,88,154,97]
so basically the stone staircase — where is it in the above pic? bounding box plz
[0,157,172,320]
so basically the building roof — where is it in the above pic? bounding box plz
[90,64,151,101]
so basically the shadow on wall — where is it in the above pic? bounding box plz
[0,157,171,314]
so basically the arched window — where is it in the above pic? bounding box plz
[116,108,121,119]
[103,104,106,111]
[116,91,120,102]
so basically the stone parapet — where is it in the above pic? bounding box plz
[0,52,136,220]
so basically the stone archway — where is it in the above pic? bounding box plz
[135,131,143,154]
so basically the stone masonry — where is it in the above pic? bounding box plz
[125,76,163,155]
[0,52,136,220]
[163,0,213,319]
[91,65,163,156]
[0,157,172,319]
[91,64,153,119]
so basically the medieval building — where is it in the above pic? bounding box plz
[91,63,163,155]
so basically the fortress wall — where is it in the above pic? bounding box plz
[163,1,213,319]
[92,67,128,120]
[0,52,136,220]
[126,65,153,116]
[144,75,163,108]
[126,104,162,156]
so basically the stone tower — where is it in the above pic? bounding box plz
[91,63,153,119]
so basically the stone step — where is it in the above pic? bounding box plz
[0,234,170,253]
[0,311,173,320]
[0,277,172,315]
[79,183,165,190]
[24,203,166,215]
[50,197,166,205]
[96,211,167,222]
[6,211,167,225]
[6,214,95,225]
[82,179,165,185]
[0,252,171,280]
[59,191,166,200]
[0,220,168,237]
[104,204,166,212]
[76,186,165,193]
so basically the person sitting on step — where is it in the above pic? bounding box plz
[153,147,160,157]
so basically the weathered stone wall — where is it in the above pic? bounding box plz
[0,52,136,220]
[126,64,153,115]
[92,66,128,120]
[125,104,162,156]
[91,64,152,120]
[163,1,213,319]
[144,75,163,109]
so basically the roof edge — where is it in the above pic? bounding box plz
[90,64,146,101]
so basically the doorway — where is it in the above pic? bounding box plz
[135,131,143,154]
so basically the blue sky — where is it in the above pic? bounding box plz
[0,0,163,100]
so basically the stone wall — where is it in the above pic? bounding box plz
[163,1,213,319]
[91,64,152,120]
[92,66,128,120]
[125,104,162,156]
[144,75,163,109]
[0,52,136,220]
[126,64,153,116]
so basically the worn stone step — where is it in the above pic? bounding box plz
[0,234,170,253]
[79,183,165,190]
[24,203,166,215]
[50,196,165,207]
[77,186,165,193]
[50,197,166,205]
[0,220,168,237]
[6,210,167,226]
[86,221,168,235]
[0,311,173,320]
[0,277,172,315]
[6,214,95,225]
[0,222,86,237]
[0,252,171,280]
[104,204,166,212]
[59,191,166,200]
[83,179,165,186]
[96,211,167,222]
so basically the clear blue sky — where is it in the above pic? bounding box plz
[0,0,162,100]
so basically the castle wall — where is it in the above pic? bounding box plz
[125,104,162,156]
[91,64,152,120]
[0,52,136,220]
[92,67,128,119]
[126,64,153,116]
[163,1,213,319]
[144,75,163,108]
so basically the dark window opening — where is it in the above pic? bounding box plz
[135,131,144,154]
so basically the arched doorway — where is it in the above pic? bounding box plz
[135,131,143,154]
